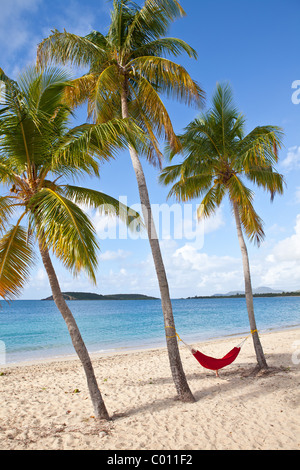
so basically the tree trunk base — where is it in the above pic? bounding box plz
[174,393,196,403]
[94,415,111,422]
[94,409,110,421]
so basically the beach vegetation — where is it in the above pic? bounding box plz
[0,65,142,419]
[37,0,205,402]
[160,83,285,371]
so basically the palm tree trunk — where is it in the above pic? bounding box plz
[232,201,268,370]
[121,87,194,402]
[38,240,110,419]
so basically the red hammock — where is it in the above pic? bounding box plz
[192,346,241,371]
[165,327,247,374]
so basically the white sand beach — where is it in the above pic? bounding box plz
[0,328,299,450]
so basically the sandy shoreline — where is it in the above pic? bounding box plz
[0,328,299,450]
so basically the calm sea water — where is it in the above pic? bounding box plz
[0,297,299,364]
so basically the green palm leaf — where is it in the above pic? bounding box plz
[30,188,99,283]
[166,174,213,202]
[236,125,284,171]
[37,29,103,68]
[131,37,197,60]
[121,0,186,52]
[50,118,147,178]
[197,183,226,219]
[62,185,143,233]
[0,196,18,235]
[0,221,35,300]
[244,165,284,201]
[129,74,180,151]
[130,56,204,107]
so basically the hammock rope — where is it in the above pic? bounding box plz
[165,326,258,375]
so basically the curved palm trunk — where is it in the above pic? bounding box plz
[38,241,110,419]
[232,201,268,370]
[121,89,194,402]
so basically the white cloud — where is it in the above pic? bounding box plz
[269,214,300,262]
[92,213,119,238]
[177,206,224,241]
[27,266,49,297]
[0,0,104,77]
[40,1,95,39]
[0,0,42,73]
[203,207,225,234]
[101,238,244,298]
[266,223,286,235]
[281,146,300,170]
[166,243,242,295]
[99,249,131,261]
[93,214,300,297]
[259,214,300,290]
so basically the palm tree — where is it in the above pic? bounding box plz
[37,0,205,402]
[0,66,142,419]
[159,83,285,371]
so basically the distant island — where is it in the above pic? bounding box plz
[42,287,300,301]
[187,286,300,299]
[42,292,158,301]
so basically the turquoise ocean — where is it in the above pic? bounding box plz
[0,297,299,364]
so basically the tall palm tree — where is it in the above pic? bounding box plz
[37,0,205,401]
[159,83,285,371]
[0,66,142,419]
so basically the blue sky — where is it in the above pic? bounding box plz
[1,0,300,299]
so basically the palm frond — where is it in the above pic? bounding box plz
[92,65,122,123]
[37,29,104,68]
[1,66,75,175]
[0,68,34,173]
[17,66,73,116]
[131,112,163,166]
[228,175,264,244]
[62,185,143,233]
[198,183,226,219]
[244,165,285,201]
[0,161,14,183]
[30,188,99,283]
[126,90,164,166]
[235,200,265,246]
[166,173,213,202]
[236,125,284,170]
[0,220,35,300]
[129,56,204,107]
[179,116,223,161]
[131,37,197,60]
[0,68,22,112]
[159,163,185,185]
[122,0,186,51]
[0,196,18,235]
[50,118,146,178]
[151,0,186,20]
[63,73,98,111]
[129,74,180,153]
[210,83,241,155]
